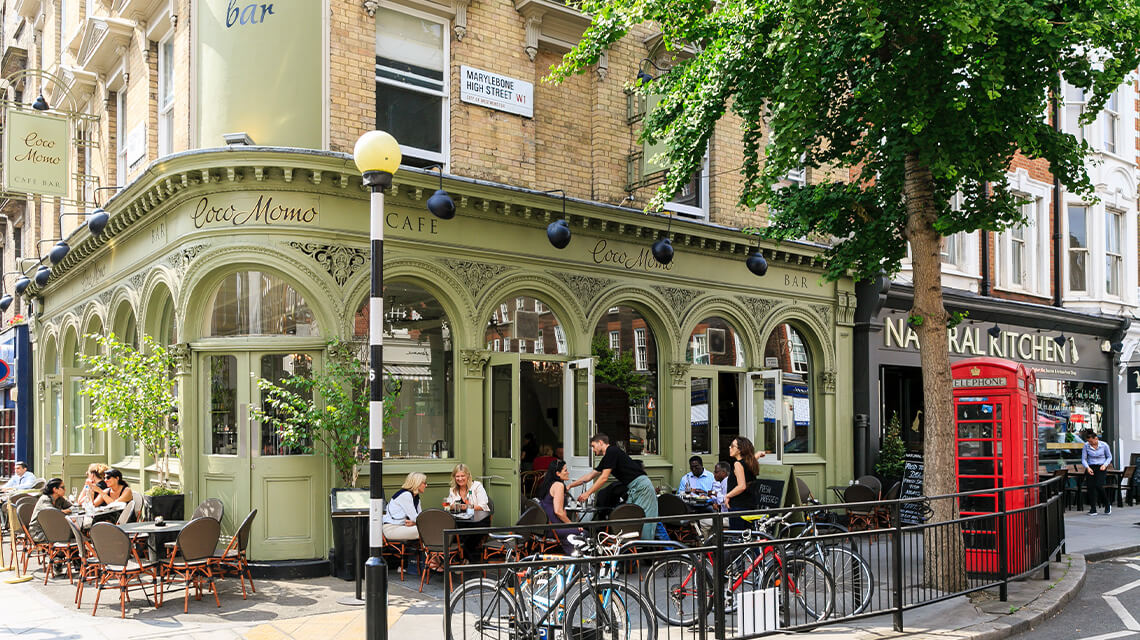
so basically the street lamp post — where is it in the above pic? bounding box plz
[353,130,402,640]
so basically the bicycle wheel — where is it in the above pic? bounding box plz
[448,578,521,639]
[760,555,835,626]
[518,565,569,624]
[564,579,658,640]
[642,556,706,626]
[813,544,873,616]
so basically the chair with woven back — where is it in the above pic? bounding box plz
[87,522,160,618]
[656,494,697,545]
[416,508,463,593]
[1122,465,1138,506]
[1105,466,1129,508]
[160,516,223,613]
[36,508,79,585]
[66,518,99,609]
[875,481,902,528]
[796,477,815,503]
[843,483,879,531]
[606,503,646,573]
[16,500,49,574]
[483,506,545,564]
[192,498,225,522]
[855,475,883,498]
[208,509,257,599]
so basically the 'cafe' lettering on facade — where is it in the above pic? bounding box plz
[884,315,1079,364]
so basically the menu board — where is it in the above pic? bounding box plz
[899,451,925,525]
[330,488,369,515]
[752,463,802,510]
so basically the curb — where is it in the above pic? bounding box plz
[1083,545,1140,563]
[955,553,1086,640]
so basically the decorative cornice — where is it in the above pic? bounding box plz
[288,242,367,287]
[820,369,837,394]
[443,259,516,299]
[654,286,700,324]
[551,272,614,310]
[460,349,489,378]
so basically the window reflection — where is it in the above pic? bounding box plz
[208,272,318,336]
[686,317,745,366]
[593,306,659,455]
[485,296,567,355]
[764,324,814,453]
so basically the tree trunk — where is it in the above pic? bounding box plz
[904,152,967,593]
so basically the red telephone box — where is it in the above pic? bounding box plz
[951,357,1039,574]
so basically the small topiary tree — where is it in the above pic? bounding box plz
[875,412,906,483]
[79,333,180,490]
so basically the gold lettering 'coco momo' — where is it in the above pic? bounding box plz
[191,195,318,228]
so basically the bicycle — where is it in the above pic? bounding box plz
[448,530,658,639]
[642,511,835,629]
[779,500,876,617]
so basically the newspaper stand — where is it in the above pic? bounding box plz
[952,357,1038,575]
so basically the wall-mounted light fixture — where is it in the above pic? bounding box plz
[424,165,456,220]
[543,190,571,249]
[745,237,768,276]
[987,323,1002,339]
[651,214,674,265]
[31,95,49,111]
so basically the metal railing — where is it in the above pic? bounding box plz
[439,476,1066,639]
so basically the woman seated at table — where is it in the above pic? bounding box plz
[443,464,490,512]
[537,460,580,554]
[384,472,427,541]
[91,469,137,522]
[76,463,109,505]
[29,478,71,543]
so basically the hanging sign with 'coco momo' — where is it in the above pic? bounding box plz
[3,108,70,198]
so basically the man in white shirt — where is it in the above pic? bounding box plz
[2,461,36,490]
[711,462,730,510]
[677,456,715,495]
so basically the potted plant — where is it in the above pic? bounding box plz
[875,412,906,488]
[251,338,405,579]
[79,333,182,519]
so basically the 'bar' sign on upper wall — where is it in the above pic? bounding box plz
[196,1,324,149]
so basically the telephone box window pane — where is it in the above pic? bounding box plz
[964,532,997,550]
[958,441,994,457]
[957,422,994,439]
[959,476,996,492]
[958,460,995,476]
[961,495,996,512]
[957,404,994,421]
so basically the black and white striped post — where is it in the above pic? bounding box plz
[354,130,402,640]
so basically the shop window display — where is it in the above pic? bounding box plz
[1036,379,1106,468]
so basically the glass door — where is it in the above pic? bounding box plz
[563,357,594,482]
[760,369,783,461]
[484,353,521,521]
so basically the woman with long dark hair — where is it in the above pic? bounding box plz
[93,468,137,523]
[537,459,580,553]
[725,437,760,529]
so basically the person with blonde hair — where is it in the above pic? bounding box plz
[77,463,109,505]
[444,463,489,512]
[383,472,427,541]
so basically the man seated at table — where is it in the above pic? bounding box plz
[2,461,37,490]
[711,462,730,511]
[29,478,71,543]
[677,456,715,496]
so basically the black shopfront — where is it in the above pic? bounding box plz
[853,282,1128,476]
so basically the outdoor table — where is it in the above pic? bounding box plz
[827,485,849,503]
[65,504,121,530]
[451,510,491,559]
[564,504,598,522]
[680,492,716,513]
[120,520,189,561]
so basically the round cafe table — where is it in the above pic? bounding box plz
[451,510,491,559]
[120,520,189,561]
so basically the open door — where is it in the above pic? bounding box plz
[484,353,521,521]
[752,370,783,462]
[563,357,595,482]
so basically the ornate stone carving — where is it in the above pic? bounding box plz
[129,272,147,291]
[442,259,515,298]
[98,290,114,306]
[654,286,699,323]
[837,290,857,326]
[739,295,781,321]
[810,303,833,330]
[453,0,470,40]
[166,244,207,276]
[169,343,192,376]
[551,273,614,309]
[288,242,367,287]
[461,349,489,379]
[820,369,837,393]
[362,0,381,17]
[669,362,691,387]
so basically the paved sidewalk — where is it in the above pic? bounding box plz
[2,504,1136,639]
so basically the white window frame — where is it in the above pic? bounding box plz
[59,0,68,58]
[515,297,526,311]
[499,303,509,321]
[788,327,809,374]
[1105,208,1123,298]
[1103,90,1119,155]
[608,330,620,354]
[535,301,544,313]
[1066,204,1090,294]
[634,328,647,371]
[1062,83,1087,142]
[158,36,175,157]
[115,88,127,187]
[493,338,500,352]
[535,331,544,354]
[691,333,709,365]
[996,196,1039,292]
[664,152,710,220]
[375,5,450,167]
[553,325,566,354]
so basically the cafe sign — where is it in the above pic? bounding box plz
[3,108,69,198]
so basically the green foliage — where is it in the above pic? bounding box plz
[591,335,648,404]
[144,484,180,497]
[79,333,180,488]
[875,413,906,481]
[550,0,1140,282]
[947,310,969,329]
[249,339,405,488]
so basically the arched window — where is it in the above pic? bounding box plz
[149,285,177,346]
[207,271,318,337]
[764,323,814,453]
[112,303,138,349]
[593,306,659,455]
[355,280,454,459]
[686,316,746,367]
[485,296,567,355]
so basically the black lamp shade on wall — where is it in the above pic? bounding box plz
[746,250,768,276]
[0,296,11,312]
[427,189,456,219]
[34,266,50,287]
[14,277,30,295]
[49,241,70,265]
[651,237,674,265]
[547,219,571,249]
[87,208,109,236]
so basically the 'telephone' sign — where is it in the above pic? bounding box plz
[196,1,323,148]
[3,109,69,198]
[460,66,534,118]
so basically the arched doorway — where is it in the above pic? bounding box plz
[197,270,327,560]
[685,316,750,462]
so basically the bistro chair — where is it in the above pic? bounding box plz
[30,480,45,491]
[796,477,814,503]
[1105,466,1128,509]
[483,506,545,565]
[416,509,463,593]
[209,509,257,599]
[1123,466,1138,506]
[656,494,697,545]
[855,475,883,498]
[843,483,879,531]
[66,518,100,609]
[161,516,223,613]
[606,503,646,573]
[191,498,225,522]
[16,500,49,574]
[87,522,160,618]
[36,508,79,585]
[875,482,902,528]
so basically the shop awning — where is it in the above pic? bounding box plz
[384,364,432,381]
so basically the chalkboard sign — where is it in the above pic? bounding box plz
[751,463,802,511]
[899,452,925,525]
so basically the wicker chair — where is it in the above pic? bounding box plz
[88,522,160,618]
[65,519,99,609]
[191,498,225,522]
[160,517,223,613]
[36,508,79,584]
[656,494,697,545]
[209,509,257,599]
[483,506,545,564]
[416,509,464,593]
[16,500,49,574]
[843,484,879,531]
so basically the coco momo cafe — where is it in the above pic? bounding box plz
[30,148,853,566]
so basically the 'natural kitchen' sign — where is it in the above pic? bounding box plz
[3,109,70,198]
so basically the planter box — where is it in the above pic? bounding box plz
[144,493,185,521]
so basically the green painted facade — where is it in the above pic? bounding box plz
[31,148,855,562]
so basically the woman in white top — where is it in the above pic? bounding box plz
[443,464,490,512]
[383,472,427,541]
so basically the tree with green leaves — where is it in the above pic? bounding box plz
[79,333,180,489]
[875,413,906,483]
[250,338,405,488]
[553,0,1140,589]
